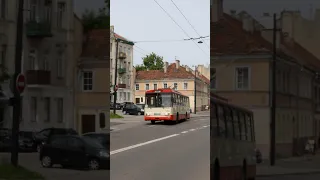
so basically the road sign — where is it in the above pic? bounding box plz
[16,74,26,94]
[114,85,118,92]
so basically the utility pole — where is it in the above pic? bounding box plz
[113,39,119,114]
[11,0,24,166]
[270,13,277,166]
[194,66,197,114]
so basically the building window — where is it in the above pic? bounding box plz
[0,0,6,19]
[43,55,49,70]
[82,71,93,91]
[174,83,178,90]
[29,50,37,70]
[184,82,188,90]
[57,98,63,123]
[127,92,130,101]
[235,67,249,90]
[30,97,37,122]
[135,84,139,90]
[110,43,112,53]
[99,113,106,128]
[57,2,65,28]
[57,55,63,77]
[30,0,37,21]
[44,97,50,122]
[44,0,52,22]
[154,84,157,90]
[164,83,167,88]
[211,68,216,89]
[145,84,149,90]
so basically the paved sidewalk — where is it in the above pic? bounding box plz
[257,154,320,177]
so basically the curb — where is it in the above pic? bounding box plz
[257,170,320,177]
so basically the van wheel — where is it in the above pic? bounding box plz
[137,112,141,115]
[242,160,247,180]
[213,159,220,180]
[88,158,100,170]
[41,156,53,168]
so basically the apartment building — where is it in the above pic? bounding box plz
[74,27,109,134]
[0,0,76,130]
[110,26,135,103]
[135,60,210,112]
[212,1,320,159]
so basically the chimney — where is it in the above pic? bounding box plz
[242,15,254,32]
[230,10,236,17]
[185,66,189,72]
[175,60,180,69]
[211,0,223,22]
[164,61,168,73]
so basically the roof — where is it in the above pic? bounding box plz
[114,33,134,45]
[81,29,109,59]
[146,88,185,96]
[136,63,209,84]
[211,13,272,55]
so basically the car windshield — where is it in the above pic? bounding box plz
[146,93,172,107]
[83,137,105,149]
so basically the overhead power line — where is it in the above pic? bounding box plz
[169,0,210,49]
[133,36,209,43]
[152,0,208,57]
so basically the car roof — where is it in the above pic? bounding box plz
[83,132,109,136]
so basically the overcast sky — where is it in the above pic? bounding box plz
[224,0,320,19]
[111,0,210,67]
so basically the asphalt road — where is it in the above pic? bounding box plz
[257,173,320,180]
[110,114,210,180]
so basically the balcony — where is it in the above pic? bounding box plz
[119,52,126,59]
[118,84,126,88]
[118,68,126,74]
[26,70,51,85]
[26,20,53,38]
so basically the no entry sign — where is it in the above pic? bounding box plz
[16,74,26,94]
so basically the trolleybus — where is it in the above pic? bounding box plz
[211,92,256,180]
[144,88,191,124]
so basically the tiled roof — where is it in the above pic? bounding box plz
[136,63,210,84]
[211,13,272,55]
[114,33,128,41]
[81,29,109,59]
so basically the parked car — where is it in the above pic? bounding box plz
[122,104,144,115]
[0,129,35,152]
[82,132,109,149]
[110,103,121,110]
[122,102,134,112]
[34,128,78,152]
[40,135,109,170]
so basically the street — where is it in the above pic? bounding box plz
[110,112,210,180]
[257,173,320,180]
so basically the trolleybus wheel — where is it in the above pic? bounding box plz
[151,120,155,124]
[242,160,247,180]
[175,113,179,124]
[214,159,220,180]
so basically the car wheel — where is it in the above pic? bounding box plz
[88,158,100,170]
[41,156,53,168]
[137,112,141,116]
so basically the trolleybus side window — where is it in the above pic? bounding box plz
[246,113,252,142]
[250,114,255,141]
[232,109,241,140]
[239,112,247,140]
[211,103,219,137]
[224,106,234,138]
[217,105,226,137]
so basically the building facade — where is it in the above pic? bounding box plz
[135,60,210,112]
[110,26,135,103]
[1,0,76,131]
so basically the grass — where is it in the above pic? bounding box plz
[0,163,44,180]
[110,113,123,119]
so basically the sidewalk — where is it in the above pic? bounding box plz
[257,154,320,177]
[191,110,209,117]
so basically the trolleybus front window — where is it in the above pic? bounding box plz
[146,93,172,107]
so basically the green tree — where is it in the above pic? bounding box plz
[81,1,110,33]
[136,52,164,71]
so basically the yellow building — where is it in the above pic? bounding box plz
[74,28,109,134]
[135,60,210,112]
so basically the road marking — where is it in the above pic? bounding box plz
[181,131,189,134]
[189,128,196,131]
[111,134,179,155]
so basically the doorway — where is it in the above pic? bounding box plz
[81,115,96,134]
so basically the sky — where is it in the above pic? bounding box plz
[111,0,210,67]
[224,0,320,19]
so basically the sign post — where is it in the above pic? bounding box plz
[16,74,26,94]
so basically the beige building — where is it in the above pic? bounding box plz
[110,26,135,103]
[212,1,320,159]
[135,60,210,112]
[74,27,109,134]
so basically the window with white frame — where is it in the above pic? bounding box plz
[163,83,167,88]
[235,67,249,90]
[57,2,65,28]
[57,55,63,77]
[29,50,37,70]
[57,98,63,123]
[82,71,93,91]
[44,97,50,122]
[184,82,188,90]
[154,84,157,90]
[30,97,37,122]
[135,84,139,90]
[0,0,6,19]
[174,83,178,90]
[145,83,149,90]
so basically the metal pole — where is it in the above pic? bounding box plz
[270,13,277,166]
[11,0,24,166]
[194,66,197,114]
[113,39,119,114]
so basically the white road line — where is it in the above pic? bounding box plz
[110,134,179,155]
[189,128,196,131]
[181,131,189,134]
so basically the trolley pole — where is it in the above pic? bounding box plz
[11,0,24,166]
[113,39,119,114]
[270,13,277,166]
[194,66,197,114]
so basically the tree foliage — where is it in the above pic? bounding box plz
[135,52,164,71]
[81,0,110,32]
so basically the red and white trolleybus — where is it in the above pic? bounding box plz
[144,88,191,124]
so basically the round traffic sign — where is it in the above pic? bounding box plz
[114,85,118,92]
[16,74,26,94]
